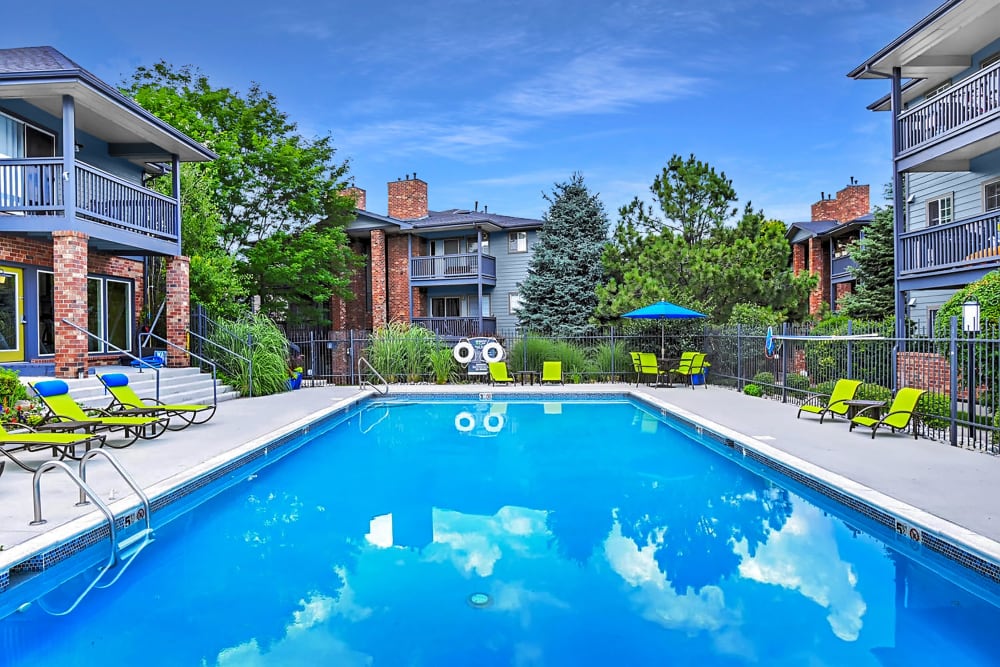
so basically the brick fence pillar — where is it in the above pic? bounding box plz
[53,231,89,379]
[165,255,190,367]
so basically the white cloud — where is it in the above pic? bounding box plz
[504,49,703,117]
[425,505,551,577]
[733,499,868,641]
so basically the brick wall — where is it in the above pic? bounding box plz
[344,186,366,211]
[792,243,806,276]
[810,184,870,223]
[835,281,854,309]
[52,231,89,378]
[387,177,428,220]
[897,351,952,394]
[387,235,411,323]
[808,238,830,315]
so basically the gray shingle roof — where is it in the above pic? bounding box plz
[0,46,83,74]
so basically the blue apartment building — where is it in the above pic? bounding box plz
[850,0,1000,336]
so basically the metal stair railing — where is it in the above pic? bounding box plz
[358,357,389,395]
[184,329,252,398]
[138,330,221,405]
[61,319,160,399]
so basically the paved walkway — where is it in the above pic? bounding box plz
[3,382,1000,574]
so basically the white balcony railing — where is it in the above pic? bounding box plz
[898,62,1000,154]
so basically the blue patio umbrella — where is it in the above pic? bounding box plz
[622,300,707,358]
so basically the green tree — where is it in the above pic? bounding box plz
[596,195,814,323]
[122,62,362,326]
[617,153,739,244]
[838,205,895,320]
[517,174,609,336]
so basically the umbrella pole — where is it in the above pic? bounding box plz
[660,322,665,359]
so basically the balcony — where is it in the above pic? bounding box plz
[410,253,497,287]
[897,62,1000,171]
[0,158,178,253]
[898,211,1000,287]
[831,254,857,281]
[412,316,497,338]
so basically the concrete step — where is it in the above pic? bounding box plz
[19,366,240,408]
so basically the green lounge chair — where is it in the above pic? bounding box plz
[30,380,169,447]
[629,352,642,384]
[797,379,862,423]
[670,352,707,388]
[0,422,106,473]
[636,352,666,387]
[849,387,927,439]
[541,361,563,385]
[487,362,516,386]
[98,372,216,431]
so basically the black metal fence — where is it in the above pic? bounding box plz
[189,309,1000,455]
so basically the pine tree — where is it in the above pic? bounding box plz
[517,174,609,336]
[839,205,896,320]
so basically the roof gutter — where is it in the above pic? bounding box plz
[846,0,965,79]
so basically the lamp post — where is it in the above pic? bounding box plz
[963,298,981,440]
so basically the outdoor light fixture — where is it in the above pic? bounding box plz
[963,298,981,333]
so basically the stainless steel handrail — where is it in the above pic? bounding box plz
[76,449,152,534]
[358,357,389,395]
[61,318,160,399]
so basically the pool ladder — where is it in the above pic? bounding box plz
[28,449,155,616]
[358,357,389,395]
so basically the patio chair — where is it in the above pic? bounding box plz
[849,387,927,439]
[797,379,862,423]
[487,362,516,386]
[670,352,707,388]
[0,422,106,473]
[29,380,169,447]
[636,352,667,387]
[97,372,217,431]
[629,352,642,383]
[541,361,564,385]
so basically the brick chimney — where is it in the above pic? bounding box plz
[344,186,366,211]
[811,181,870,223]
[387,174,428,220]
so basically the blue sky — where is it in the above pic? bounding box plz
[3,0,944,223]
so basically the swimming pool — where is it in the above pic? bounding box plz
[2,395,999,665]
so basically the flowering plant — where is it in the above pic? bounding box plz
[1,398,47,427]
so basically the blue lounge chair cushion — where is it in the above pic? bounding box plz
[32,380,69,398]
[100,373,130,387]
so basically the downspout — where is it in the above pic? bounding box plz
[477,227,484,333]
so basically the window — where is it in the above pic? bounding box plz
[981,51,1000,70]
[430,294,488,317]
[928,308,939,337]
[509,292,522,315]
[468,233,489,255]
[70,275,133,354]
[985,180,1000,213]
[508,231,528,253]
[927,195,953,226]
[37,271,55,355]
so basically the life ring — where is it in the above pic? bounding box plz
[455,412,475,432]
[453,341,475,364]
[481,341,504,363]
[484,413,505,433]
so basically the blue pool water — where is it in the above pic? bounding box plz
[2,397,1000,665]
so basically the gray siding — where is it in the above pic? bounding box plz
[908,289,956,334]
[905,147,1000,229]
[493,229,537,331]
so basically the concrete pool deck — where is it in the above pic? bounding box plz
[2,381,1000,579]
